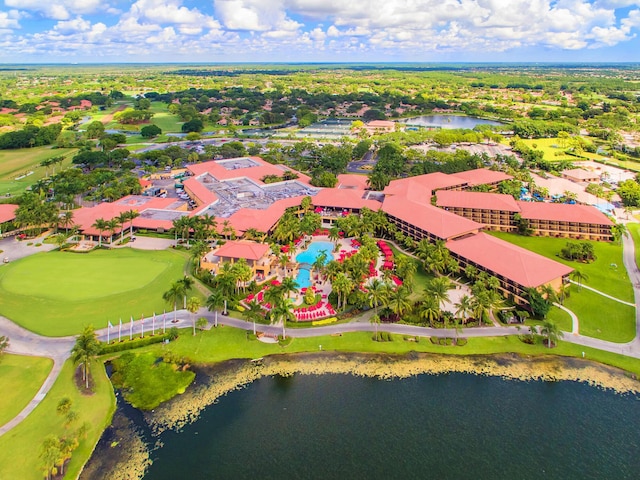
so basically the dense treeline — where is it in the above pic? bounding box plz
[0,124,61,149]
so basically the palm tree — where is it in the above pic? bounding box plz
[91,218,108,247]
[454,294,473,325]
[387,286,412,320]
[332,272,353,310]
[60,210,74,234]
[190,240,209,273]
[40,435,62,480]
[0,335,9,354]
[105,218,120,245]
[540,320,563,348]
[612,223,627,244]
[570,269,589,290]
[370,313,381,341]
[540,284,559,304]
[313,250,329,281]
[71,325,100,389]
[425,277,451,310]
[163,282,184,323]
[368,278,388,320]
[270,298,295,339]
[186,296,202,336]
[206,290,225,326]
[177,276,194,309]
[116,212,129,244]
[418,297,441,327]
[243,300,264,335]
[280,276,299,299]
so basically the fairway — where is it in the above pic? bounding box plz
[0,146,77,196]
[0,248,189,336]
[0,354,52,427]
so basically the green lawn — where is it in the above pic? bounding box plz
[0,359,115,480]
[545,306,573,333]
[520,138,578,162]
[0,248,191,336]
[0,354,52,427]
[490,232,633,302]
[563,288,636,342]
[136,324,640,377]
[0,146,77,197]
[146,102,184,133]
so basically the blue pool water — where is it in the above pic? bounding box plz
[295,267,311,289]
[294,241,333,289]
[295,241,333,265]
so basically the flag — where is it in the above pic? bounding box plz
[108,321,113,328]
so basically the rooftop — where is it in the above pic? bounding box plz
[213,240,270,261]
[451,168,513,186]
[436,190,520,212]
[0,204,17,224]
[516,201,614,226]
[384,172,466,203]
[446,232,574,289]
[382,195,483,240]
[313,188,382,210]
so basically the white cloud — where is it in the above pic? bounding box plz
[5,0,103,20]
[215,0,302,32]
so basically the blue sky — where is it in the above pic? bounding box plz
[0,0,639,63]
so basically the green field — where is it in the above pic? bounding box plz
[145,102,184,133]
[490,232,633,302]
[0,248,191,336]
[0,146,77,197]
[0,354,52,427]
[627,223,640,269]
[0,359,115,480]
[545,306,573,332]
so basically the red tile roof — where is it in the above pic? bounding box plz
[384,173,466,203]
[382,195,483,240]
[446,232,573,288]
[436,190,520,212]
[183,177,218,205]
[516,202,613,226]
[452,168,513,186]
[225,196,304,234]
[313,188,381,210]
[213,241,270,261]
[0,204,18,223]
[337,174,370,190]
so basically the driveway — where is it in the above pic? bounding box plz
[127,236,176,250]
[0,234,56,264]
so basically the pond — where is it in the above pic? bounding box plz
[139,372,640,480]
[399,114,503,130]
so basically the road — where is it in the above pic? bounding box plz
[2,231,640,435]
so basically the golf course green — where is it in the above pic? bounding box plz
[0,248,188,336]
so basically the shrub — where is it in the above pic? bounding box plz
[99,333,170,355]
[455,338,468,346]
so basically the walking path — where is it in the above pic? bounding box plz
[568,280,635,306]
[2,231,640,436]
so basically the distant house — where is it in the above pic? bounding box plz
[363,120,396,134]
[201,240,276,282]
[562,168,600,184]
[0,204,18,236]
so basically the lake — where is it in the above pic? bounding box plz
[400,114,503,129]
[140,372,640,480]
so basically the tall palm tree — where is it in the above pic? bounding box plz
[332,272,353,310]
[243,300,264,335]
[206,290,225,325]
[454,294,473,325]
[387,286,412,320]
[186,296,202,336]
[368,278,388,319]
[177,276,195,309]
[163,282,184,323]
[280,276,299,299]
[540,320,563,348]
[418,297,441,327]
[60,210,74,234]
[270,298,295,339]
[116,212,129,244]
[91,218,108,247]
[105,218,120,245]
[71,325,101,389]
[425,277,451,310]
[570,269,589,290]
[370,313,381,341]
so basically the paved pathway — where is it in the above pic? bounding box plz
[554,303,580,335]
[3,230,640,436]
[568,280,635,306]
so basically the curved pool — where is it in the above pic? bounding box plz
[295,241,333,289]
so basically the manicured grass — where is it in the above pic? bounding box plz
[0,354,52,427]
[0,248,191,336]
[0,359,115,480]
[490,232,633,302]
[0,146,77,196]
[545,306,573,333]
[136,324,640,377]
[563,288,636,343]
[147,102,184,133]
[520,138,577,162]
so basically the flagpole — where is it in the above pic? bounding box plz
[163,310,166,333]
[107,321,110,344]
[130,316,133,340]
[141,314,144,338]
[152,312,156,336]
[119,318,122,342]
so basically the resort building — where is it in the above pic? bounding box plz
[0,204,17,236]
[200,240,276,282]
[312,188,382,227]
[436,190,519,232]
[362,120,397,135]
[446,233,573,304]
[561,168,600,184]
[435,189,614,241]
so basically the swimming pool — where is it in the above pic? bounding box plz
[295,241,333,289]
[295,241,333,265]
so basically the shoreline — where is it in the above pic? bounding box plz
[147,350,640,434]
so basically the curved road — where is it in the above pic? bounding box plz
[2,230,640,435]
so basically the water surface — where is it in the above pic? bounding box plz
[143,373,640,480]
[400,114,502,129]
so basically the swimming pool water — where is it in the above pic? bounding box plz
[295,241,333,265]
[295,268,311,289]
